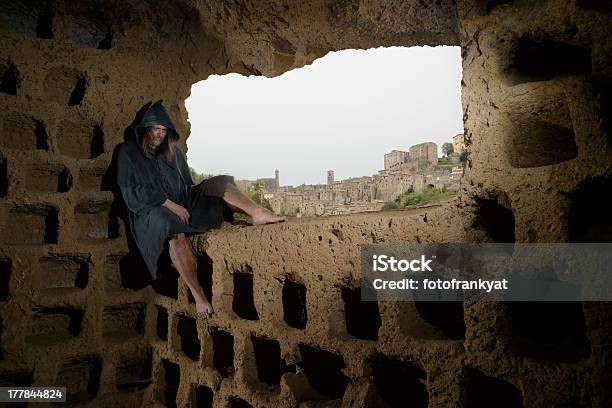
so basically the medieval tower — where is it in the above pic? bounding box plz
[327,169,335,186]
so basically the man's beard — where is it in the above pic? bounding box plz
[148,139,162,152]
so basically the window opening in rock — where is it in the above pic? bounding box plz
[232,271,259,320]
[505,36,591,85]
[371,353,429,408]
[461,367,523,408]
[229,397,253,408]
[415,300,465,339]
[506,301,591,362]
[68,75,87,106]
[116,348,152,391]
[188,252,213,304]
[97,25,113,49]
[102,302,146,341]
[26,306,83,345]
[26,163,73,193]
[0,63,18,95]
[0,369,32,387]
[35,3,53,39]
[151,266,178,299]
[578,0,612,12]
[156,305,168,341]
[473,193,515,243]
[282,279,307,329]
[90,123,104,158]
[568,177,612,242]
[38,254,89,294]
[7,204,58,245]
[186,47,464,218]
[341,286,381,340]
[480,0,513,14]
[211,326,235,378]
[177,314,200,361]
[34,120,49,150]
[74,198,114,241]
[0,258,11,301]
[298,343,349,400]
[191,385,213,408]
[250,334,290,388]
[0,153,7,197]
[56,355,102,404]
[158,359,180,408]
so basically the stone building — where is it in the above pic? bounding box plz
[298,200,384,217]
[450,165,464,181]
[297,201,325,217]
[286,145,460,216]
[326,169,334,185]
[384,149,410,170]
[453,133,466,154]
[292,184,324,202]
[269,195,284,215]
[256,169,279,192]
[336,176,373,202]
[413,174,426,193]
[374,170,415,201]
[409,142,438,166]
[388,160,419,173]
[274,169,279,189]
[283,192,303,215]
[269,192,303,216]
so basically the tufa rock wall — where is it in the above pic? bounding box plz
[0,0,611,407]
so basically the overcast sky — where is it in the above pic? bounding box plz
[185,46,463,186]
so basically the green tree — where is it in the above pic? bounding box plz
[249,190,273,211]
[261,199,273,211]
[250,191,262,204]
[383,201,400,210]
[442,142,454,157]
[189,167,213,184]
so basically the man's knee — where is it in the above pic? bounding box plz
[168,233,188,245]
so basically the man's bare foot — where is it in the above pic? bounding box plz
[251,208,288,225]
[195,298,214,318]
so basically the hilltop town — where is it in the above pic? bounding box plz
[232,134,466,217]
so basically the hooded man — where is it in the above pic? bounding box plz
[117,100,286,318]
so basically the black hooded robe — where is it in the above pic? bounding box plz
[117,100,234,280]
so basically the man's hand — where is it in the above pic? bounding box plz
[163,199,190,224]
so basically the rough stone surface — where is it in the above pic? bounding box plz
[0,0,611,407]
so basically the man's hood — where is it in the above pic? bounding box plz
[133,99,180,146]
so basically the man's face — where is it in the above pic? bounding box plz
[149,125,168,149]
